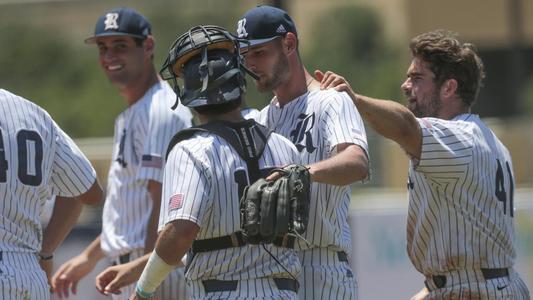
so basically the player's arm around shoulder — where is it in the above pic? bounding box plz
[316,69,423,159]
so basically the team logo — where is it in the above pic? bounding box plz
[237,19,248,38]
[104,13,119,30]
[116,129,127,167]
[290,113,316,153]
[276,24,286,34]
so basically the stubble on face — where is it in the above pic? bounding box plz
[407,90,442,118]
[255,44,290,93]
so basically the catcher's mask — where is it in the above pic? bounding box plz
[160,25,257,109]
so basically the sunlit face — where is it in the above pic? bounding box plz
[400,57,442,118]
[96,36,149,86]
[242,38,290,92]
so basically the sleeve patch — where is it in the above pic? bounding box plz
[169,193,184,212]
[141,155,163,168]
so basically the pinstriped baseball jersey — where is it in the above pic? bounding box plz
[159,121,301,282]
[407,114,517,275]
[0,89,97,253]
[101,81,192,257]
[256,89,368,253]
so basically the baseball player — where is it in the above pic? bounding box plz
[133,25,302,300]
[237,6,369,300]
[0,89,103,299]
[317,30,530,299]
[51,7,192,300]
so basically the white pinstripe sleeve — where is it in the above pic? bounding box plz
[322,91,368,155]
[159,143,212,231]
[50,124,96,197]
[138,101,192,183]
[138,104,165,182]
[414,117,474,175]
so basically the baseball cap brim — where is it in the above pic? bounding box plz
[84,32,148,44]
[239,36,280,49]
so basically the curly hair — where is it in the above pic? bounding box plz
[409,30,486,106]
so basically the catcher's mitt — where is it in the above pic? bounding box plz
[240,164,310,244]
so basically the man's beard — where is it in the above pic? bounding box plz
[409,91,442,118]
[256,52,289,93]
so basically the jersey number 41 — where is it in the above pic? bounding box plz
[495,159,514,217]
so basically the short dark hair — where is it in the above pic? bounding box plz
[409,30,485,106]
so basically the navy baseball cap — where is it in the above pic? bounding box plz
[236,5,297,48]
[85,7,151,44]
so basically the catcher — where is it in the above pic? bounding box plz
[97,25,311,300]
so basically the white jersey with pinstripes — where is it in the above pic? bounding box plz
[101,81,192,257]
[0,89,97,253]
[159,122,301,283]
[0,89,96,300]
[407,114,517,275]
[256,89,368,253]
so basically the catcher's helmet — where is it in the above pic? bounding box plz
[161,25,254,109]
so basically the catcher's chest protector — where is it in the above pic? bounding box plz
[166,120,297,254]
[166,119,271,183]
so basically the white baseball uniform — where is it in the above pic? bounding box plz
[100,81,192,300]
[256,89,368,300]
[0,89,97,300]
[160,120,302,300]
[407,114,530,299]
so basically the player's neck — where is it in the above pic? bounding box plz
[120,69,160,106]
[437,99,471,120]
[199,109,244,124]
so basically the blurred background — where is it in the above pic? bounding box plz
[1,0,531,298]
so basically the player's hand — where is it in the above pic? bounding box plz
[314,70,353,92]
[51,254,97,298]
[410,286,429,300]
[315,70,359,106]
[95,260,144,295]
[38,258,54,293]
[265,165,289,182]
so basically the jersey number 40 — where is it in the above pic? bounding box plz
[0,129,43,186]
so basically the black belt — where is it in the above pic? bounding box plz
[112,253,131,266]
[425,268,509,289]
[202,278,299,293]
[192,232,296,253]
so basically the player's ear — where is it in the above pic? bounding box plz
[144,36,155,56]
[283,32,297,55]
[440,78,458,100]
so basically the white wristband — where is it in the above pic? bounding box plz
[136,251,174,295]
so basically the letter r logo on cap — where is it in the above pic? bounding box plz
[237,19,248,38]
[104,13,119,30]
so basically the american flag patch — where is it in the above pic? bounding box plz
[141,155,163,168]
[169,193,184,211]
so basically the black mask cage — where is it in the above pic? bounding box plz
[160,25,256,109]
